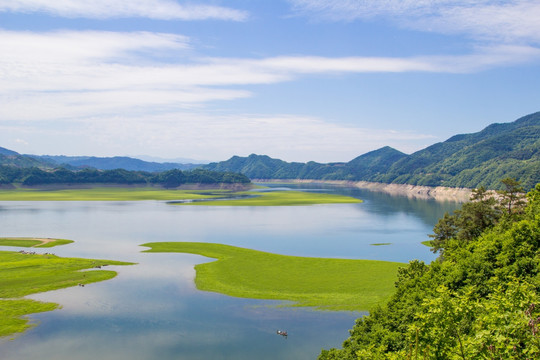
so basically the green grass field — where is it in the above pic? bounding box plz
[0,237,74,248]
[0,250,133,337]
[174,190,363,206]
[0,187,361,206]
[0,187,227,201]
[141,242,403,311]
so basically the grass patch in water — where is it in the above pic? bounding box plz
[370,243,392,246]
[0,187,229,201]
[141,242,402,311]
[0,237,74,248]
[174,190,362,206]
[0,250,133,337]
[0,187,361,206]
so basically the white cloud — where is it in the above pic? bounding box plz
[0,0,248,21]
[2,29,538,125]
[0,29,537,162]
[0,113,434,162]
[289,0,540,45]
[1,30,190,65]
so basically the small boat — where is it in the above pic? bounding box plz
[276,330,288,337]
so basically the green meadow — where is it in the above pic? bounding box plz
[174,190,363,206]
[0,187,226,201]
[141,242,403,311]
[0,249,133,337]
[0,237,74,248]
[0,187,361,206]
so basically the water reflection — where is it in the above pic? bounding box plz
[0,186,460,360]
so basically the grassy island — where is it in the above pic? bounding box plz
[0,245,133,338]
[0,187,361,206]
[0,237,74,248]
[173,190,363,206]
[0,187,227,201]
[141,242,402,311]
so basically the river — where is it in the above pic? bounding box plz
[0,184,460,360]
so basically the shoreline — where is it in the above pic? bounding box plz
[253,179,472,202]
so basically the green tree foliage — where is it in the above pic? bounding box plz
[0,166,250,187]
[429,186,502,254]
[319,182,540,360]
[499,177,527,216]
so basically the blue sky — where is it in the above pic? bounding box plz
[1,1,539,163]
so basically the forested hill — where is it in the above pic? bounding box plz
[0,147,52,168]
[319,183,540,359]
[376,112,540,189]
[0,148,249,187]
[203,146,407,181]
[0,167,250,187]
[204,112,540,190]
[2,112,538,189]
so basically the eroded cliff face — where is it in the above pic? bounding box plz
[254,179,472,202]
[349,181,471,202]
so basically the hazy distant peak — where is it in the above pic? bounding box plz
[0,146,20,156]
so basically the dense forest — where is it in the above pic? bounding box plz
[0,166,250,187]
[204,112,540,190]
[319,179,540,359]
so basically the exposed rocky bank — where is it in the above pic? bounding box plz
[254,179,472,202]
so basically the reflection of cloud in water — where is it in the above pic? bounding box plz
[27,258,203,317]
[9,329,245,360]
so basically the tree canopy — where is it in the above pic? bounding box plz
[0,165,250,187]
[320,179,540,359]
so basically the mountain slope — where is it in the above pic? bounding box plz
[204,147,407,181]
[0,147,19,156]
[376,112,540,189]
[2,112,538,189]
[0,148,51,168]
[204,112,540,189]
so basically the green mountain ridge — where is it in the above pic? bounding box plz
[204,112,540,190]
[2,112,539,189]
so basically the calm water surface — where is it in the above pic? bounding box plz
[0,185,460,360]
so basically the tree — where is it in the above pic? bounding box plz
[160,169,186,188]
[429,186,501,254]
[498,177,527,216]
[320,181,540,360]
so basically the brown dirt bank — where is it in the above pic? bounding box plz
[253,179,472,203]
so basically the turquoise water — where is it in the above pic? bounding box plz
[0,185,460,360]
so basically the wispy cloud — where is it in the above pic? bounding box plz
[1,113,434,162]
[0,0,248,21]
[1,29,539,123]
[289,0,540,45]
[1,28,537,161]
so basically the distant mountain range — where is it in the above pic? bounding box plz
[1,112,539,189]
[203,112,540,190]
[0,150,201,172]
[29,155,200,172]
